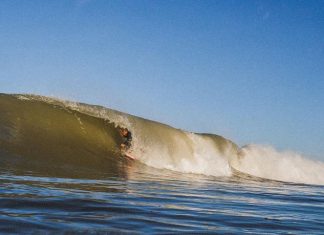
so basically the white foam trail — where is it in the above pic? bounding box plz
[232,144,324,185]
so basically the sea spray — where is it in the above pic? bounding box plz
[232,144,324,185]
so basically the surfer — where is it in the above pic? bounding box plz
[119,127,132,150]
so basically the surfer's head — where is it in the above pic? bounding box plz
[120,127,129,137]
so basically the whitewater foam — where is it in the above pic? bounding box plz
[135,132,232,177]
[232,144,324,185]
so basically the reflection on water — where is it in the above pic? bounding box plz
[1,162,324,234]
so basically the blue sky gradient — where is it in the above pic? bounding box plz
[1,0,323,159]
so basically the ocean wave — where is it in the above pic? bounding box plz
[1,93,323,185]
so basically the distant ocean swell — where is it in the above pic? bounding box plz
[0,93,323,185]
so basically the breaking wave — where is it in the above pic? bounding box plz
[0,93,323,185]
[232,145,324,185]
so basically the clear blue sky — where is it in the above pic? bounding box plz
[1,0,323,160]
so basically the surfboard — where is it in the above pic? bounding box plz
[124,152,136,160]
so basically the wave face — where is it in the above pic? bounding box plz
[0,94,324,185]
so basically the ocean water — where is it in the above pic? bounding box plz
[0,94,324,233]
[1,164,324,234]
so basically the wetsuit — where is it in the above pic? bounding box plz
[123,131,132,149]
